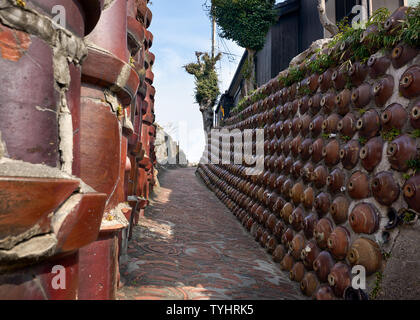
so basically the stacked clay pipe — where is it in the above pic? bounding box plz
[198,7,419,300]
[0,0,156,299]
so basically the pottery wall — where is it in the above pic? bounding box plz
[0,0,156,300]
[198,6,419,300]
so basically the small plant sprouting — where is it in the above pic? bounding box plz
[403,210,416,223]
[340,135,351,142]
[406,158,420,173]
[402,172,411,180]
[358,108,367,115]
[370,271,384,300]
[381,128,401,142]
[321,133,331,139]
[410,129,420,138]
[359,136,367,145]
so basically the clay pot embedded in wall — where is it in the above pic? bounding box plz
[281,202,294,223]
[320,93,336,114]
[291,136,302,157]
[368,54,391,78]
[314,192,331,217]
[299,115,312,137]
[410,101,420,129]
[291,118,300,137]
[298,96,310,115]
[299,138,312,161]
[282,178,294,200]
[338,113,357,138]
[290,233,305,260]
[314,218,334,249]
[391,43,418,69]
[310,115,324,138]
[399,65,420,98]
[387,134,417,171]
[332,68,347,90]
[283,157,293,175]
[384,7,408,35]
[282,228,295,247]
[330,196,349,225]
[327,226,350,260]
[403,175,420,212]
[310,138,324,164]
[340,140,360,170]
[283,138,293,157]
[328,262,351,298]
[359,136,383,172]
[323,140,340,167]
[349,203,379,234]
[280,253,295,271]
[312,165,328,189]
[373,75,394,107]
[306,74,320,93]
[301,162,314,184]
[319,69,334,93]
[275,120,283,138]
[301,240,321,270]
[347,171,370,199]
[357,109,381,139]
[327,168,345,194]
[371,172,400,206]
[348,238,382,275]
[351,83,372,108]
[300,272,319,297]
[313,251,335,282]
[303,212,318,239]
[301,187,314,210]
[336,89,351,115]
[308,93,322,115]
[273,244,286,263]
[348,62,368,86]
[290,262,305,282]
[289,207,304,231]
[381,103,408,131]
[282,120,291,137]
[266,213,278,232]
[315,285,335,300]
[274,220,286,240]
[290,182,304,205]
[266,236,277,254]
[322,114,341,135]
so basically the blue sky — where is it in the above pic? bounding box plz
[149,1,285,163]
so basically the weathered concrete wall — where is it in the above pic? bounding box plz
[0,0,156,300]
[198,6,420,300]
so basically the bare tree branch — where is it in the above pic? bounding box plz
[317,0,339,37]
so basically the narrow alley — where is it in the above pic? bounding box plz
[117,168,301,300]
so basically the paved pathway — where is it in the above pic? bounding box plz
[117,167,301,300]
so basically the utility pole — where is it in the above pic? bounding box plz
[211,13,216,58]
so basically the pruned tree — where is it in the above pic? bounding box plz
[317,0,339,36]
[209,0,277,96]
[184,52,222,133]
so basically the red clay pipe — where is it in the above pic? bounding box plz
[322,114,341,134]
[371,172,400,206]
[281,202,294,224]
[291,136,302,157]
[283,156,293,174]
[299,138,313,161]
[359,136,383,172]
[290,233,305,260]
[301,240,321,270]
[327,168,345,193]
[301,272,319,297]
[347,171,370,199]
[387,134,417,171]
[323,140,340,167]
[340,140,360,170]
[328,262,351,298]
[337,112,357,138]
[314,218,334,249]
[298,96,310,115]
[291,118,300,137]
[301,162,314,184]
[381,103,408,131]
[312,165,328,189]
[314,192,331,217]
[289,207,304,231]
[351,83,371,108]
[327,226,350,260]
[280,253,295,271]
[313,250,335,282]
[384,7,409,35]
[410,101,420,129]
[330,196,349,225]
[299,115,312,137]
[303,213,318,239]
[348,62,368,86]
[368,54,391,78]
[320,93,336,114]
[348,238,382,275]
[290,262,305,282]
[310,138,324,164]
[306,74,320,93]
[290,182,304,205]
[336,89,351,115]
[274,220,286,240]
[273,244,286,263]
[399,65,420,98]
[356,109,380,139]
[403,175,420,212]
[349,203,380,234]
[301,187,314,210]
[391,43,418,69]
[373,75,394,107]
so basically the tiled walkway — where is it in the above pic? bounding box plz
[117,167,301,300]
